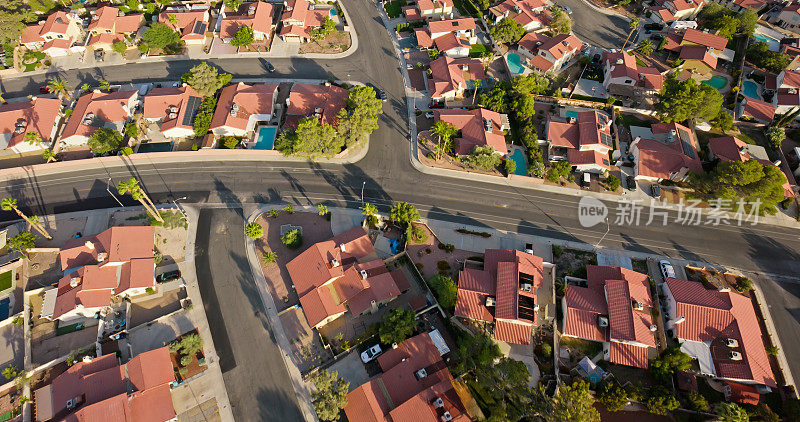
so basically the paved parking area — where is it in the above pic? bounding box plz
[326,351,369,392]
[0,324,23,384]
[128,308,198,355]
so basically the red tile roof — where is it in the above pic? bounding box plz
[284,83,349,129]
[665,278,776,387]
[494,319,533,344]
[633,122,701,180]
[418,0,454,12]
[679,45,718,69]
[567,150,611,170]
[682,28,728,51]
[429,56,486,100]
[299,285,347,327]
[210,82,278,132]
[21,11,74,44]
[547,110,613,153]
[435,108,507,156]
[727,382,760,405]
[0,98,61,149]
[781,70,800,88]
[61,91,137,142]
[428,18,476,34]
[609,342,650,368]
[490,0,547,27]
[402,6,423,21]
[454,289,494,321]
[221,1,274,38]
[143,85,202,134]
[159,9,209,41]
[741,98,776,123]
[88,7,143,34]
[650,6,675,22]
[434,33,470,54]
[60,226,155,271]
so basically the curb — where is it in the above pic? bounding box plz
[750,281,797,392]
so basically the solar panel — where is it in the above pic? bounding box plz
[183,96,202,126]
[600,132,613,147]
[193,21,207,35]
[678,129,696,159]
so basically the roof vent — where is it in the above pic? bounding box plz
[97,252,108,262]
[674,316,686,325]
[729,351,742,361]
[330,258,340,268]
[415,368,428,379]
[232,103,239,111]
[789,88,797,94]
[169,105,179,113]
[649,324,657,332]
[13,127,25,134]
[616,58,623,65]
[433,397,445,408]
[485,296,496,307]
[70,277,81,287]
[248,5,256,15]
[568,117,576,124]
[230,109,237,117]
[360,270,368,279]
[726,338,739,348]
[168,112,178,119]
[441,412,453,422]
[462,64,469,71]
[484,118,493,133]
[85,240,95,250]
[632,301,643,311]
[339,243,346,252]
[598,316,609,327]
[392,342,398,349]
[315,107,323,113]
[521,283,532,292]
[66,397,78,410]
[718,286,731,293]
[563,41,570,47]
[16,119,27,127]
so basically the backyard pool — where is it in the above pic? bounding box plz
[565,110,579,119]
[508,149,527,176]
[743,80,760,99]
[702,75,727,90]
[506,53,524,75]
[137,142,173,153]
[329,8,338,15]
[754,33,781,52]
[253,126,277,150]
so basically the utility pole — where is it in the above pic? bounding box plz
[106,178,125,208]
[361,181,366,204]
[594,218,611,250]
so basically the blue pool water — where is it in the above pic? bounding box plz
[508,149,527,175]
[254,126,277,150]
[565,110,579,119]
[754,33,780,52]
[506,53,524,75]
[329,8,338,16]
[702,75,727,90]
[138,142,173,153]
[743,80,759,99]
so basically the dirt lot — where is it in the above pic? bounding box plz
[110,209,187,265]
[407,223,482,282]
[299,31,351,54]
[553,247,597,279]
[128,288,187,328]
[279,307,331,373]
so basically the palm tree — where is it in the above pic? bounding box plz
[0,93,6,104]
[24,132,42,146]
[47,78,70,100]
[622,18,640,50]
[117,177,163,222]
[168,14,179,28]
[0,198,52,239]
[100,80,111,92]
[80,83,90,93]
[430,120,457,160]
[41,149,57,163]
[362,203,378,219]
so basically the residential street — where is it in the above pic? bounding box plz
[555,0,630,49]
[194,208,304,422]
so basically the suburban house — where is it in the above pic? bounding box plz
[39,226,156,322]
[738,97,776,124]
[518,32,583,73]
[545,110,614,173]
[87,6,145,50]
[344,331,472,422]
[19,11,83,57]
[454,249,548,345]
[771,2,800,33]
[209,82,278,137]
[414,18,477,58]
[721,0,767,12]
[219,1,275,43]
[602,51,665,98]
[33,348,176,422]
[285,227,409,329]
[771,70,800,114]
[489,0,548,32]
[434,108,509,156]
[708,136,795,198]
[59,90,139,148]
[561,266,657,368]
[648,0,705,23]
[662,28,731,75]
[278,0,328,42]
[0,98,62,153]
[663,277,776,390]
[780,39,800,71]
[143,85,203,139]
[428,56,487,101]
[403,0,455,21]
[159,5,210,45]
[283,83,349,129]
[629,122,701,182]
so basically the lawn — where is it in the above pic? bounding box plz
[0,271,12,292]
[21,51,46,72]
[469,44,491,58]
[384,0,404,18]
[616,113,656,128]
[56,322,83,336]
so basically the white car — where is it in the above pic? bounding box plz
[361,344,382,363]
[659,260,676,280]
[425,110,435,119]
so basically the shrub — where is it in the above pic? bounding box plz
[597,382,629,412]
[281,229,302,249]
[407,225,428,243]
[192,96,217,137]
[437,260,451,272]
[684,390,709,412]
[428,274,458,309]
[540,343,552,357]
[766,345,780,356]
[553,245,563,257]
[735,276,753,292]
[245,222,263,239]
[11,315,23,326]
[179,367,189,375]
[145,287,155,294]
[262,251,277,264]
[605,174,620,191]
[644,387,680,415]
[180,355,193,367]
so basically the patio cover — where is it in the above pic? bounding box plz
[680,340,715,376]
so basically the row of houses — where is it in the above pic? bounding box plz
[0,81,349,153]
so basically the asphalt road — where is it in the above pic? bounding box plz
[556,0,630,49]
[194,208,304,421]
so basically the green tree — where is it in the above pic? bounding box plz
[182,62,233,97]
[505,158,516,174]
[309,370,349,421]
[490,18,525,44]
[766,345,780,356]
[430,120,458,160]
[605,174,621,191]
[245,222,263,239]
[546,160,571,183]
[623,19,640,49]
[513,95,536,120]
[179,333,204,355]
[281,228,303,249]
[192,96,217,137]
[766,126,785,149]
[389,202,419,225]
[42,149,57,163]
[650,345,692,381]
[362,203,378,220]
[276,116,342,158]
[636,39,654,56]
[316,204,329,216]
[24,131,42,147]
[644,387,680,416]
[452,333,501,376]
[230,24,254,47]
[87,128,123,154]
[738,10,757,36]
[1,365,19,380]
[478,82,509,113]
[6,231,36,256]
[550,7,572,34]
[47,78,70,100]
[713,110,734,133]
[596,382,628,412]
[142,22,181,50]
[511,74,550,96]
[378,308,415,344]
[684,391,709,412]
[336,85,384,147]
[117,177,163,222]
[124,122,138,139]
[2,198,51,239]
[262,251,277,264]
[746,42,791,73]
[691,159,787,214]
[100,80,111,92]
[466,145,502,170]
[714,402,749,422]
[428,274,458,310]
[224,0,244,10]
[655,75,723,122]
[548,380,599,422]
[112,41,127,54]
[714,14,740,39]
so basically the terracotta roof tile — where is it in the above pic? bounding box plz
[682,28,727,51]
[210,82,278,132]
[0,98,61,148]
[494,319,532,344]
[436,108,507,156]
[741,98,776,123]
[284,83,349,129]
[609,342,650,368]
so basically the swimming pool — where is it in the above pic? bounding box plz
[565,110,579,119]
[137,142,173,153]
[253,126,277,150]
[702,75,727,90]
[329,8,338,16]
[754,33,780,52]
[506,53,524,75]
[508,149,527,176]
[743,80,760,99]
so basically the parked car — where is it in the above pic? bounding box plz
[377,89,388,101]
[651,184,661,197]
[581,172,591,189]
[265,61,275,73]
[557,4,572,13]
[626,176,637,191]
[361,344,382,363]
[156,270,181,283]
[659,260,676,280]
[644,23,664,31]
[424,110,435,119]
[39,86,51,94]
[429,100,445,108]
[94,49,105,62]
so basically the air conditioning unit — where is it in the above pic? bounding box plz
[66,398,77,409]
[533,304,539,311]
[331,258,340,268]
[70,277,81,287]
[169,105,178,113]
[521,283,532,292]
[230,109,237,117]
[433,397,444,408]
[729,351,742,361]
[415,368,428,379]
[649,325,657,332]
[339,243,346,252]
[485,296,496,307]
[598,316,609,327]
[673,316,685,325]
[360,270,368,279]
[315,107,323,113]
[632,301,643,311]
[97,252,108,262]
[726,338,739,348]
[441,411,453,422]
[13,127,24,134]
[168,112,178,119]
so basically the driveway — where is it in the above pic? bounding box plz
[195,208,304,422]
[556,0,630,49]
[326,351,370,392]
